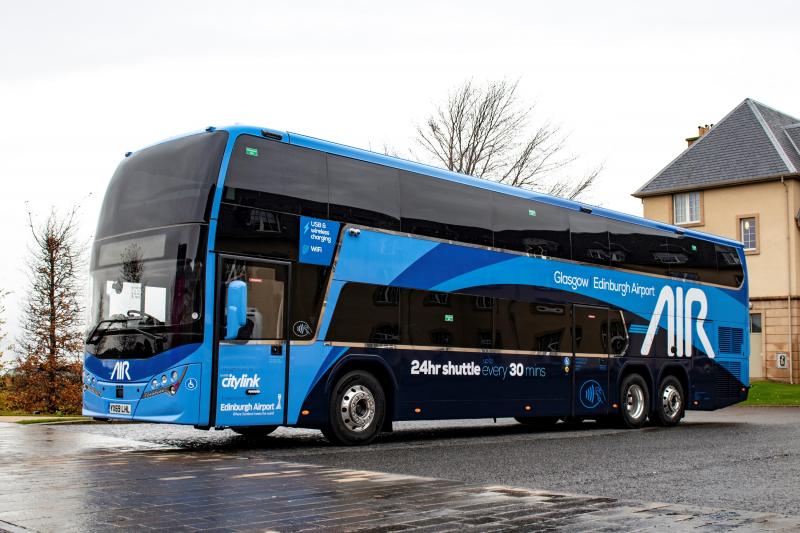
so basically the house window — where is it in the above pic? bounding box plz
[739,215,758,252]
[673,192,701,224]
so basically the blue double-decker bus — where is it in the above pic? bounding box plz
[83,126,749,445]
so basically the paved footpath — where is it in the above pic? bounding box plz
[1,422,800,532]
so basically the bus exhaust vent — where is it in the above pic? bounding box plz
[718,326,744,355]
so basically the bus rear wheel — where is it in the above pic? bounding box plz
[232,425,278,437]
[619,374,649,429]
[322,370,385,446]
[653,375,684,427]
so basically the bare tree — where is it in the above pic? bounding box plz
[11,209,84,414]
[415,79,601,200]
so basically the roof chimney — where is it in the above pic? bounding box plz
[686,124,713,147]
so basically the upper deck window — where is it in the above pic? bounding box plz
[216,134,743,289]
[399,171,493,247]
[97,131,228,239]
[491,194,570,259]
[224,136,328,218]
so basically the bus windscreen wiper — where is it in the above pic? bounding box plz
[124,309,165,326]
[86,311,166,345]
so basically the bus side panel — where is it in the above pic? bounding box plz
[288,230,749,425]
[292,346,576,425]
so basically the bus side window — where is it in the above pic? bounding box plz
[399,289,492,349]
[715,243,744,287]
[221,260,286,341]
[573,307,607,355]
[532,303,570,353]
[608,310,628,356]
[608,221,671,277]
[289,263,329,341]
[224,136,329,218]
[399,171,493,247]
[328,154,401,231]
[494,299,568,352]
[570,213,610,266]
[665,236,717,284]
[216,203,300,261]
[492,194,570,259]
[326,283,401,344]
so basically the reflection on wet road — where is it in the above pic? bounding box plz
[1,407,799,532]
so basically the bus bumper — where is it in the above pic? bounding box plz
[82,363,203,424]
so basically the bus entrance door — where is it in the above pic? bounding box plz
[571,305,611,419]
[214,255,290,428]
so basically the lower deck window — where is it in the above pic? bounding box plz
[325,282,627,355]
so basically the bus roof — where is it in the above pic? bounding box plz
[164,125,745,249]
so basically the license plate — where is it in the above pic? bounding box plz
[109,403,131,415]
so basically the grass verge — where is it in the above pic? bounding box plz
[15,416,89,424]
[742,380,800,406]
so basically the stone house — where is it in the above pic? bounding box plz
[634,98,800,382]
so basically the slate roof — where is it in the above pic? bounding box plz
[634,99,800,197]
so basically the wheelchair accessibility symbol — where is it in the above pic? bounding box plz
[579,380,606,409]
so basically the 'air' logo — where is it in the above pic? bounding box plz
[110,361,131,381]
[641,286,715,358]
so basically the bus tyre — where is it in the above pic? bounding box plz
[323,370,385,446]
[514,416,559,427]
[232,425,278,437]
[619,374,649,429]
[653,376,684,427]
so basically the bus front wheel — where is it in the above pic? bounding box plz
[619,374,649,429]
[323,370,386,446]
[653,375,684,427]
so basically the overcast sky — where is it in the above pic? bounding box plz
[1,0,798,351]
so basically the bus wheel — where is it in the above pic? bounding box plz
[619,374,649,429]
[323,370,385,446]
[232,425,278,437]
[514,416,559,427]
[653,376,684,427]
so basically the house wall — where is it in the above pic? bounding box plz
[640,178,800,383]
[751,298,800,382]
[642,181,795,297]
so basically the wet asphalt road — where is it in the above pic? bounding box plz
[54,406,800,515]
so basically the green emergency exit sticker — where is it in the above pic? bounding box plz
[245,147,259,157]
[444,314,454,322]
[529,209,537,216]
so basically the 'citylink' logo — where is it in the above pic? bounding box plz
[221,373,261,390]
[641,286,715,358]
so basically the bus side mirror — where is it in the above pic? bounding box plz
[225,280,248,340]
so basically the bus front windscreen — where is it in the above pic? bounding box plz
[95,130,228,239]
[86,225,205,359]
